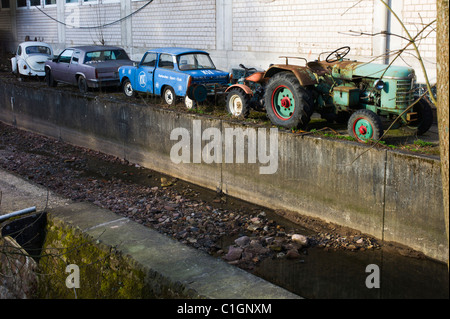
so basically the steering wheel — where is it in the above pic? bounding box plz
[326,46,351,63]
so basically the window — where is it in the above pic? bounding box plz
[141,53,157,67]
[71,51,81,64]
[17,0,27,7]
[29,0,40,6]
[25,45,52,55]
[178,53,216,70]
[84,50,129,63]
[45,0,56,5]
[65,0,78,4]
[58,49,74,63]
[1,0,10,8]
[159,54,174,69]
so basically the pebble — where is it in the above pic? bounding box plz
[223,246,243,262]
[234,236,250,248]
[292,234,308,246]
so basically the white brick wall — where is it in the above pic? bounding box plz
[232,0,374,58]
[131,0,216,51]
[16,6,58,44]
[5,0,437,83]
[64,3,122,46]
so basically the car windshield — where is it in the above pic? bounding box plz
[25,46,51,55]
[177,53,216,70]
[84,49,129,63]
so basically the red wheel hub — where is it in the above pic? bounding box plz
[281,97,291,109]
[358,125,367,135]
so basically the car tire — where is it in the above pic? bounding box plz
[78,76,88,93]
[264,72,313,129]
[122,78,137,98]
[226,88,250,119]
[45,69,57,87]
[163,86,176,106]
[348,109,383,142]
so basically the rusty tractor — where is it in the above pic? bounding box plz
[225,46,433,142]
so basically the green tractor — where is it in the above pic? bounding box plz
[225,46,433,142]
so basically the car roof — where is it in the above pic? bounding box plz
[68,45,126,52]
[146,47,209,56]
[20,41,52,48]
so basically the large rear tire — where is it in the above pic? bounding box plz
[264,72,313,129]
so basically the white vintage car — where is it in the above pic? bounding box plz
[11,41,54,77]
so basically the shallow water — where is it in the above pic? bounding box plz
[253,246,448,299]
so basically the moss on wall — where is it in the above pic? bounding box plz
[36,214,197,299]
[37,216,150,299]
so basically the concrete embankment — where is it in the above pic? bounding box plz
[0,79,447,263]
[0,169,299,298]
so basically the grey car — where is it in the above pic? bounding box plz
[44,45,133,93]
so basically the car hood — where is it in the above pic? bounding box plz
[184,69,229,84]
[25,54,52,71]
[352,62,415,79]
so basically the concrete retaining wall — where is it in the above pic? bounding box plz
[0,79,447,263]
[0,169,299,299]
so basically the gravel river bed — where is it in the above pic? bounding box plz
[1,121,448,299]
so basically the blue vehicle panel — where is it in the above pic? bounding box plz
[119,47,229,106]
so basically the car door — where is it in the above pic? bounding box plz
[68,50,82,84]
[135,52,157,93]
[52,49,74,83]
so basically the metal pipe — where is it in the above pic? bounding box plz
[0,207,37,223]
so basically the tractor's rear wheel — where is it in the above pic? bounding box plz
[264,72,313,129]
[348,109,383,142]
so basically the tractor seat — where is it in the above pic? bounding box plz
[306,61,331,76]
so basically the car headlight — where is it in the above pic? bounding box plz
[374,79,385,90]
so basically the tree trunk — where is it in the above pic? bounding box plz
[436,0,449,266]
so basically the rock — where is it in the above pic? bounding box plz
[223,246,243,262]
[268,244,282,252]
[292,234,308,246]
[247,242,270,255]
[234,236,251,247]
[286,249,301,259]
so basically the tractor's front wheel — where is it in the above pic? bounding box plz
[226,88,250,119]
[348,109,383,142]
[406,98,433,135]
[264,72,313,129]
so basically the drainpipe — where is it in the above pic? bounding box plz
[379,0,391,64]
[0,207,36,223]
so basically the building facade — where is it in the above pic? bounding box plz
[0,0,437,83]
